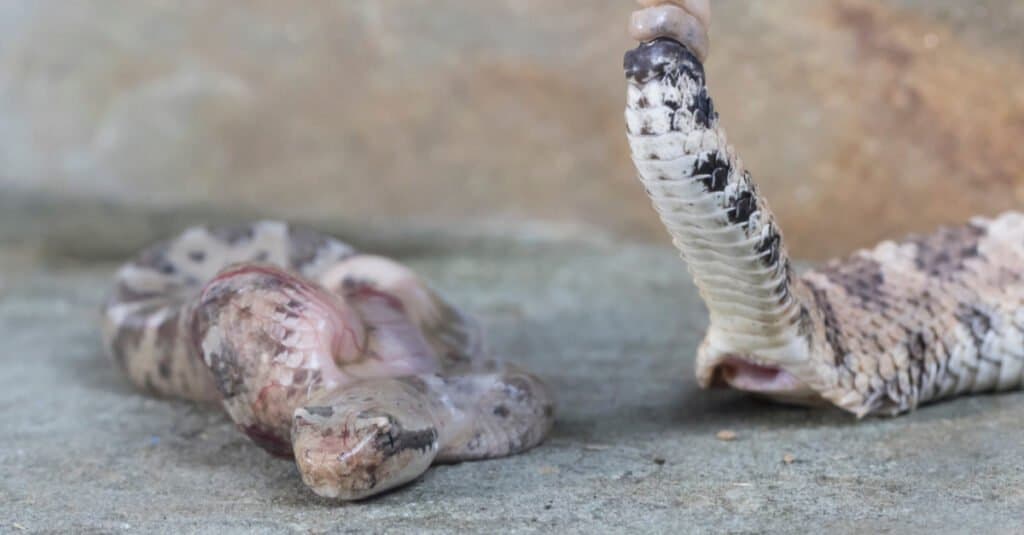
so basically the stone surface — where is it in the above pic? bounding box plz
[1,0,1023,259]
[3,202,1023,533]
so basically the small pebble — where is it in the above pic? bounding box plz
[716,430,737,441]
[783,454,796,465]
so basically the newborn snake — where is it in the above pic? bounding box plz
[101,220,553,500]
[626,0,1024,416]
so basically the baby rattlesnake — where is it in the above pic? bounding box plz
[101,220,553,499]
[626,0,1024,416]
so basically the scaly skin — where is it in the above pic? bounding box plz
[101,220,553,499]
[625,2,1024,416]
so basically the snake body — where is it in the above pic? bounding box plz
[626,1,1024,416]
[96,3,1018,503]
[101,220,553,499]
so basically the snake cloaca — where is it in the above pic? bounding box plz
[101,220,553,500]
[626,1,1024,416]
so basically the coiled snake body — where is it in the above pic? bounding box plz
[102,221,553,500]
[626,1,1024,416]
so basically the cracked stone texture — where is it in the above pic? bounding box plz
[1,0,1023,260]
[2,199,1024,533]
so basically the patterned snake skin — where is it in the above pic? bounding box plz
[101,221,553,500]
[625,1,1024,416]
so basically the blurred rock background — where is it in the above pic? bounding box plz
[1,0,1022,260]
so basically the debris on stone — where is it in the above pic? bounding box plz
[783,453,796,465]
[716,430,737,441]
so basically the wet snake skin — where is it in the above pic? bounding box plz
[101,221,553,499]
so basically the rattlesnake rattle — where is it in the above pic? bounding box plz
[627,0,1024,416]
[101,221,553,500]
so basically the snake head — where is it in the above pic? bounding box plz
[292,380,440,500]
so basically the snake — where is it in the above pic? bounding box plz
[101,220,553,500]
[626,0,1024,416]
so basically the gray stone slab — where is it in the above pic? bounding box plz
[2,230,1023,533]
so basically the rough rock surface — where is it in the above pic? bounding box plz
[1,0,1023,259]
[2,202,1023,533]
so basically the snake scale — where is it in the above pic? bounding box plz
[627,0,1024,416]
[101,221,553,500]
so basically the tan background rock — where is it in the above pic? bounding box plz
[2,0,1021,260]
